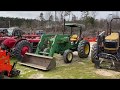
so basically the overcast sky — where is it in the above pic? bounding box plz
[0,11,119,20]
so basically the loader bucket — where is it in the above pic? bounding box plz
[18,53,56,71]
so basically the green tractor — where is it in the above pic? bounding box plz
[19,19,90,70]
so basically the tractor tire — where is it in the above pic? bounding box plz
[14,40,32,61]
[63,50,73,63]
[78,40,90,58]
[91,43,98,63]
[10,69,20,77]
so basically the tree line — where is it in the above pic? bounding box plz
[0,11,120,36]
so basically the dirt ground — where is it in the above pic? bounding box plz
[95,69,120,77]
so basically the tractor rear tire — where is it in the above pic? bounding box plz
[78,40,90,58]
[91,43,98,63]
[14,40,32,61]
[63,50,73,63]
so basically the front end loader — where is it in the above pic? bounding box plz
[19,19,90,71]
[91,18,120,70]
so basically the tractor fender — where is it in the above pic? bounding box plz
[2,38,28,49]
[14,38,27,46]
[2,38,17,48]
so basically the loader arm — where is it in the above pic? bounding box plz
[35,34,55,54]
[48,34,70,57]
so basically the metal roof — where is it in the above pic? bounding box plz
[65,23,85,28]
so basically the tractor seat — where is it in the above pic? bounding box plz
[70,34,78,42]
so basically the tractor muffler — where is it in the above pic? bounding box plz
[18,53,56,71]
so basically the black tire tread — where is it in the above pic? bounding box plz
[63,50,73,63]
[14,40,32,61]
[78,40,90,58]
[91,43,97,63]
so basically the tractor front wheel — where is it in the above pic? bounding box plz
[63,50,73,63]
[14,40,32,61]
[78,40,90,58]
[91,43,98,63]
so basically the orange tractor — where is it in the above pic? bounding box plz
[0,48,20,79]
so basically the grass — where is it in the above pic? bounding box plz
[10,55,120,79]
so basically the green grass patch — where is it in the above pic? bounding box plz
[10,56,120,79]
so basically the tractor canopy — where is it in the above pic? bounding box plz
[64,23,85,39]
[65,23,85,29]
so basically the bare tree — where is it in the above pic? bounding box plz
[88,11,98,33]
[49,15,54,21]
[57,11,64,22]
[81,11,89,20]
[45,11,53,20]
[21,21,27,29]
[90,11,98,19]
[30,20,38,33]
[57,11,71,21]
[72,14,77,22]
[81,11,90,29]
[64,11,71,21]
[39,13,45,27]
[39,13,45,21]
[54,11,61,33]
[47,12,54,28]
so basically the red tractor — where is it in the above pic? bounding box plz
[0,27,40,61]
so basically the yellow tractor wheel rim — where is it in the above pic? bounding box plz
[67,53,72,61]
[85,44,89,55]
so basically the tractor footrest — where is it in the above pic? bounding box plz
[39,52,49,55]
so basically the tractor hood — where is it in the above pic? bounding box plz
[105,33,119,41]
